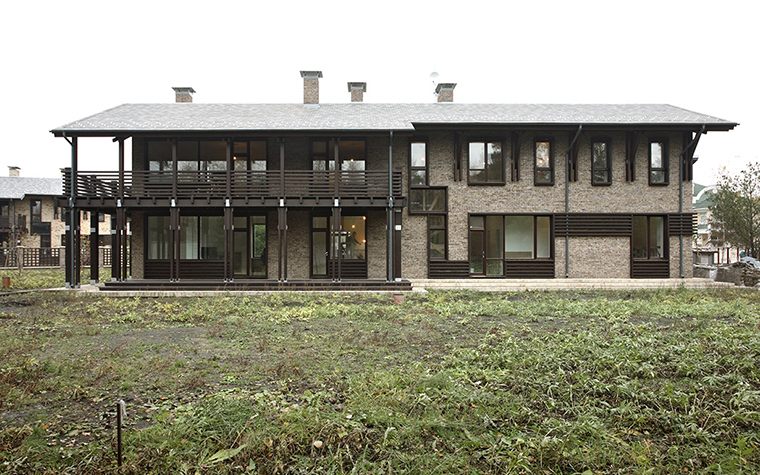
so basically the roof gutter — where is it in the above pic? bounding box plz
[565,125,583,278]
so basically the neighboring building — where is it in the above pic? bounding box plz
[0,167,64,248]
[50,72,737,288]
[692,183,736,265]
[0,167,111,249]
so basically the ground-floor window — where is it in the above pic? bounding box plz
[311,214,367,278]
[632,215,666,259]
[469,215,552,276]
[428,215,446,260]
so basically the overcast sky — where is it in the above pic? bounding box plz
[0,0,756,186]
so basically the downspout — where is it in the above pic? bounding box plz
[565,125,583,278]
[679,125,706,278]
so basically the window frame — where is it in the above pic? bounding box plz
[30,199,42,224]
[591,138,612,186]
[468,213,554,276]
[649,138,669,186]
[409,187,447,215]
[428,214,447,261]
[632,215,668,260]
[409,138,428,188]
[534,139,554,186]
[467,140,505,185]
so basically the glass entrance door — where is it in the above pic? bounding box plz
[233,215,267,278]
[311,215,367,278]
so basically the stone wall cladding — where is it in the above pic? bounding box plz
[127,128,695,281]
[367,210,387,280]
[131,211,144,279]
[570,132,686,213]
[565,236,630,278]
[403,129,693,279]
[669,235,693,278]
[303,78,319,105]
[395,134,428,279]
[285,210,310,280]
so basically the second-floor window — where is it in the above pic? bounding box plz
[410,141,427,187]
[30,200,41,224]
[147,140,228,171]
[534,140,553,185]
[311,139,366,171]
[650,140,668,185]
[468,141,504,184]
[592,140,611,185]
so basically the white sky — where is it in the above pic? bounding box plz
[0,0,756,186]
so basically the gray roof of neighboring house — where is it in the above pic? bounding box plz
[50,103,737,136]
[0,177,63,200]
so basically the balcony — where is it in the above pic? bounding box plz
[0,215,26,233]
[62,169,404,208]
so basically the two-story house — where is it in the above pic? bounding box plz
[0,167,113,269]
[0,167,63,249]
[50,72,736,289]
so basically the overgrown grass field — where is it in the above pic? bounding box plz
[1,289,759,473]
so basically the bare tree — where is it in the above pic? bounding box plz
[711,162,760,258]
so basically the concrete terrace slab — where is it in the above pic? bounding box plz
[68,278,735,297]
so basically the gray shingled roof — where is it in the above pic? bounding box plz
[0,177,62,200]
[51,103,736,136]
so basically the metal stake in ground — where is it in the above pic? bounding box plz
[116,400,126,467]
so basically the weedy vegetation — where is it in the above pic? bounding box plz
[0,288,758,473]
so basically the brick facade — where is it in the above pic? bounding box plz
[129,128,696,281]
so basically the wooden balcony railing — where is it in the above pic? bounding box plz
[0,215,26,232]
[63,169,403,200]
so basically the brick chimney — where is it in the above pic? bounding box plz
[435,83,456,103]
[300,71,323,105]
[348,82,366,102]
[8,166,19,177]
[172,87,196,103]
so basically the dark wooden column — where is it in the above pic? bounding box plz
[64,209,73,286]
[332,206,341,282]
[66,137,79,288]
[122,213,129,281]
[170,208,180,281]
[172,139,178,198]
[90,211,99,283]
[111,212,121,281]
[276,206,288,282]
[386,206,393,282]
[393,209,402,280]
[279,138,285,197]
[224,207,233,282]
[118,138,125,198]
[283,207,288,282]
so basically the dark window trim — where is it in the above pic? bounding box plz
[649,138,669,186]
[409,137,429,188]
[468,213,555,277]
[534,138,554,186]
[427,214,447,261]
[309,211,369,279]
[145,138,233,171]
[467,139,506,186]
[231,139,268,171]
[591,137,612,186]
[631,214,669,260]
[30,199,42,224]
[408,187,448,215]
[309,137,368,171]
